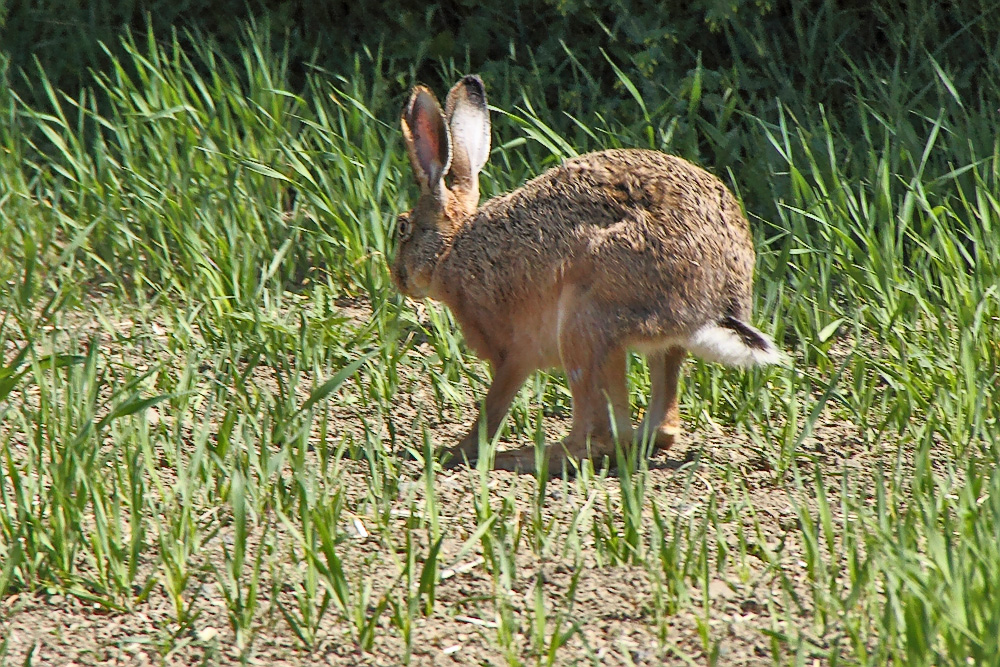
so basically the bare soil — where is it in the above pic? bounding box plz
[0,302,881,666]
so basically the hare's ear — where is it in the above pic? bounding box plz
[402,86,452,197]
[445,75,490,210]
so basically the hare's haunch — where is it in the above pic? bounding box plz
[392,75,780,473]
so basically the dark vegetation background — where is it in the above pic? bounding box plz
[3,0,998,223]
[3,0,997,99]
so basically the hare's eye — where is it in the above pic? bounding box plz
[397,216,412,240]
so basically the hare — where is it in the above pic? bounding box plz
[391,75,780,473]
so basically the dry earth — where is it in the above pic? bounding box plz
[0,300,883,666]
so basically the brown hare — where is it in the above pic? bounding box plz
[391,75,780,473]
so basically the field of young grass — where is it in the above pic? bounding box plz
[1,25,999,666]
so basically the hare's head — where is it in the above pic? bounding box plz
[391,76,491,298]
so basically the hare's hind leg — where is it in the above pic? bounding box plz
[493,343,631,474]
[561,344,633,461]
[639,347,685,451]
[550,300,633,468]
[553,295,633,467]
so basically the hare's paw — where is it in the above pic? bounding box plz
[637,419,681,452]
[439,435,481,469]
[493,444,542,474]
[492,442,576,477]
[654,425,681,451]
[493,433,616,476]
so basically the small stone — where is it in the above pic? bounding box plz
[197,627,219,642]
[708,579,735,600]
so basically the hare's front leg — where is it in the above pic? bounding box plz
[639,347,685,450]
[442,360,529,467]
[493,341,633,474]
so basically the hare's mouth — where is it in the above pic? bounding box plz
[392,264,430,299]
[406,277,433,299]
[403,284,429,299]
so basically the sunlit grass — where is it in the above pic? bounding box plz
[1,21,998,665]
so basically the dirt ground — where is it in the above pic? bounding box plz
[0,303,876,666]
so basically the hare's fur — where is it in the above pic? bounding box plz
[392,76,778,472]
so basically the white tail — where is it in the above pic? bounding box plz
[687,318,782,367]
